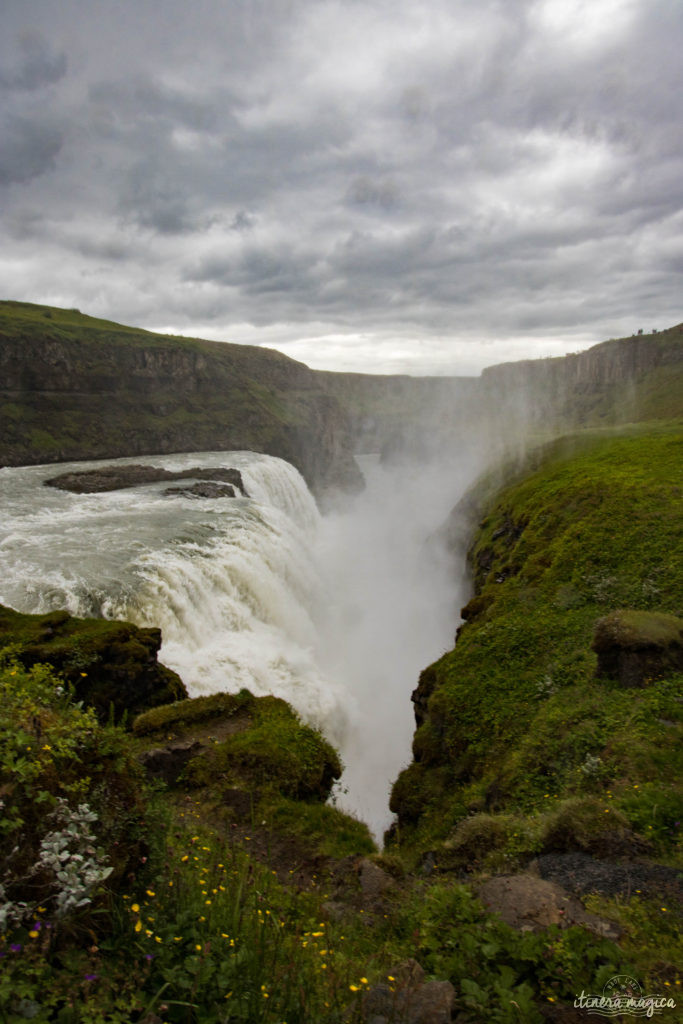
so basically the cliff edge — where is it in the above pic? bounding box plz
[0,300,363,495]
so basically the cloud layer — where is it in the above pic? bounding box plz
[1,0,681,374]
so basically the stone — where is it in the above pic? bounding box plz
[164,482,236,498]
[45,464,248,496]
[359,858,395,898]
[477,873,621,940]
[592,609,683,687]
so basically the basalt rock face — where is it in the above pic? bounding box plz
[0,301,363,496]
[479,323,683,429]
[322,325,682,463]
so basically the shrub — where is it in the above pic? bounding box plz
[0,653,148,929]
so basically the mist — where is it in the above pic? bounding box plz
[312,448,484,838]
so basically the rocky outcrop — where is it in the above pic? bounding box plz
[133,690,342,802]
[0,301,362,495]
[0,604,186,721]
[480,323,683,429]
[592,609,683,687]
[476,874,621,939]
[45,463,248,495]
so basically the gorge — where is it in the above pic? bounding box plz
[1,301,681,1023]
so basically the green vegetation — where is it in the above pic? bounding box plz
[0,605,186,722]
[1,308,682,1018]
[0,654,149,928]
[0,652,640,1023]
[391,430,683,858]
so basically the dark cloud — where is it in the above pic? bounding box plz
[347,177,400,210]
[230,210,255,232]
[0,0,681,373]
[0,114,63,184]
[0,30,67,91]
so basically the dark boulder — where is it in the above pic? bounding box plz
[45,464,248,496]
[592,609,683,687]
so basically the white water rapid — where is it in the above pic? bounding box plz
[0,449,477,837]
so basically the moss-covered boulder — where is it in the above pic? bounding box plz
[133,690,342,802]
[592,609,683,687]
[0,604,186,722]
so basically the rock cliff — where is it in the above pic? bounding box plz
[2,301,680,491]
[479,323,683,428]
[0,301,363,495]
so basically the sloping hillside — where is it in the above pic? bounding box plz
[0,301,362,494]
[391,428,683,863]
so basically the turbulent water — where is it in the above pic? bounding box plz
[0,449,476,836]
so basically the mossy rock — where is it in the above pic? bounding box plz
[446,813,512,859]
[389,761,451,828]
[187,696,341,801]
[593,610,683,687]
[134,691,341,802]
[262,797,376,858]
[0,604,187,722]
[540,796,635,857]
[133,689,254,737]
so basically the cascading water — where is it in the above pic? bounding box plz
[0,448,477,837]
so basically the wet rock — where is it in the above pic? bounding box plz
[477,873,621,939]
[592,609,683,687]
[45,464,248,496]
[164,481,236,498]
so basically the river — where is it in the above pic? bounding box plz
[0,449,476,836]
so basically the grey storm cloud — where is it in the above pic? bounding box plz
[0,0,681,374]
[0,114,63,185]
[0,30,67,91]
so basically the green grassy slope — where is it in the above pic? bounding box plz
[391,428,683,861]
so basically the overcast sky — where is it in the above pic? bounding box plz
[1,0,681,375]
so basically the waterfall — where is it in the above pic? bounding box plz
[0,448,476,836]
